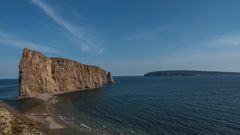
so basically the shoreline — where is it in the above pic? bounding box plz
[19,86,105,101]
[20,93,97,135]
[17,85,115,134]
[21,95,66,129]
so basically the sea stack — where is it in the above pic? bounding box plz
[107,72,114,83]
[19,48,114,98]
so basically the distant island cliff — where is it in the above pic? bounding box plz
[144,70,240,77]
[19,48,114,98]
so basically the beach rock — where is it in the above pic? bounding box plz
[19,48,114,97]
[0,101,46,135]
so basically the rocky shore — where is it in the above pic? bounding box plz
[0,94,97,135]
[0,101,49,135]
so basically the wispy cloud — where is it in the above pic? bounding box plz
[0,31,58,53]
[211,34,240,46]
[127,27,167,41]
[31,0,93,52]
[97,48,105,54]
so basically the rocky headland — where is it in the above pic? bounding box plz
[19,48,114,98]
[144,70,240,77]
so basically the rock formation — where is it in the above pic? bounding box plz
[19,48,114,98]
[107,72,114,84]
[0,101,46,135]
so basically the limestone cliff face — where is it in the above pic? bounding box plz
[19,48,114,97]
[0,101,46,135]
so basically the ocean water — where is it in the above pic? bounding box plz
[1,76,240,134]
[0,79,20,107]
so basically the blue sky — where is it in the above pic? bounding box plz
[1,0,240,78]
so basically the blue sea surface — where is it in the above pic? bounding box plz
[0,79,20,107]
[1,76,240,134]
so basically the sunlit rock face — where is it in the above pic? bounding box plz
[19,48,114,97]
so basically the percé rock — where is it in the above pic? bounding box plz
[19,48,114,97]
[0,101,46,135]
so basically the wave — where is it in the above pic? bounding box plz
[0,84,18,87]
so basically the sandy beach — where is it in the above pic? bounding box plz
[20,93,96,135]
[22,95,66,130]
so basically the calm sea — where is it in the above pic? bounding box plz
[1,76,240,135]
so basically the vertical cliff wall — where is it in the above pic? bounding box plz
[19,48,114,97]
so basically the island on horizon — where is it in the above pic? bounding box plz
[144,70,240,77]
